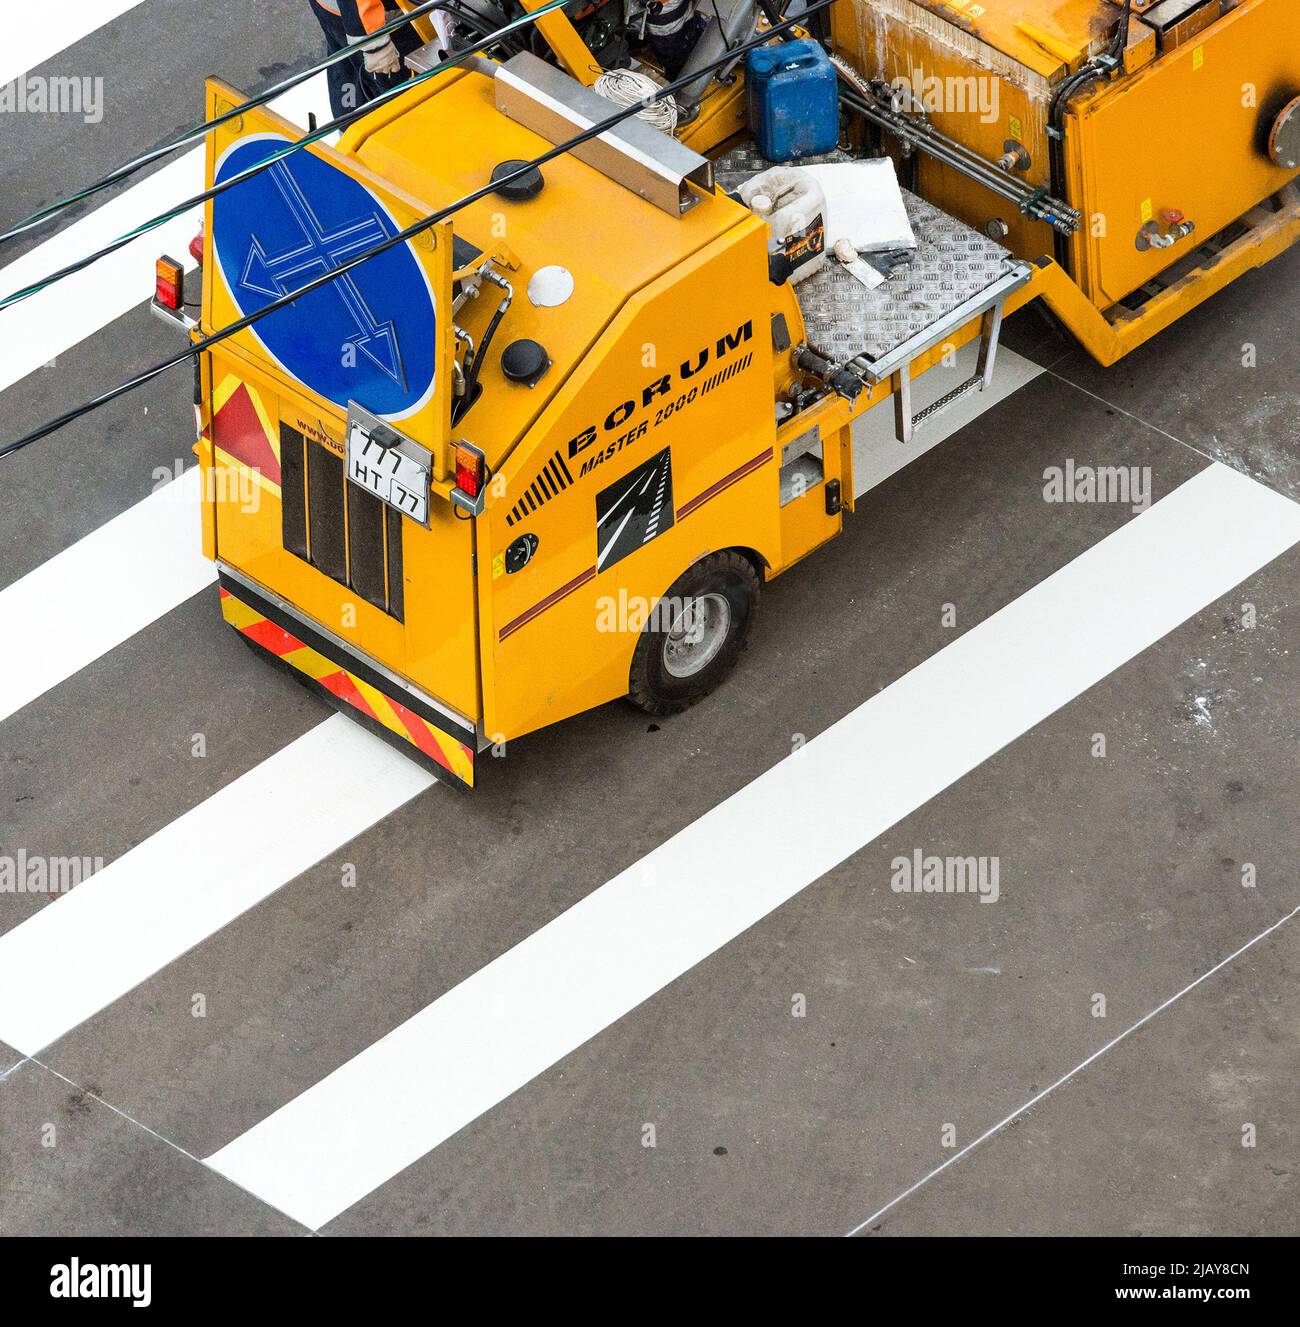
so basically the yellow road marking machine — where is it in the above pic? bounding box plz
[156,0,1299,790]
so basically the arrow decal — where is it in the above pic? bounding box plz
[240,160,407,390]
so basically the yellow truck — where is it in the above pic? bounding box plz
[169,0,1300,790]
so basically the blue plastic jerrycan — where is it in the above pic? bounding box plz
[745,39,839,163]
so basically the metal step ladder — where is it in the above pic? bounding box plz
[845,261,1032,445]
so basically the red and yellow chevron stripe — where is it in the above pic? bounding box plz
[220,587,474,788]
[203,374,282,497]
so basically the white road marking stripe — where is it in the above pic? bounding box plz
[0,151,201,393]
[0,77,329,397]
[3,1,147,87]
[646,485,665,535]
[597,475,640,525]
[0,715,434,1057]
[844,901,1300,1236]
[204,463,1300,1231]
[0,467,214,723]
[0,78,333,713]
[597,508,634,568]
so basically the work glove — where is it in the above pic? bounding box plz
[363,37,402,74]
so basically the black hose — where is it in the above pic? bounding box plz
[1047,67,1104,264]
[452,286,511,425]
[448,0,530,53]
[468,299,510,394]
[1109,0,1135,62]
[1046,0,1132,267]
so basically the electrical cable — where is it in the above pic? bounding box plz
[0,0,834,463]
[0,0,573,312]
[593,69,679,132]
[0,0,461,248]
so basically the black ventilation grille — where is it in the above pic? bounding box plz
[346,482,387,612]
[307,443,347,584]
[281,427,309,561]
[278,423,404,622]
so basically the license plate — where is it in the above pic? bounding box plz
[345,403,432,526]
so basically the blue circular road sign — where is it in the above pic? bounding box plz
[212,134,438,419]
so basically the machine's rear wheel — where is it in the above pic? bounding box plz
[628,551,760,716]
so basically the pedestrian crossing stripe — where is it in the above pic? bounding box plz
[219,586,474,788]
[203,463,1300,1231]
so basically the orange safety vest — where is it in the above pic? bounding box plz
[312,0,388,36]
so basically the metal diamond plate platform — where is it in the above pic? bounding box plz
[715,143,1016,365]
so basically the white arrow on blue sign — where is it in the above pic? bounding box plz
[212,133,438,420]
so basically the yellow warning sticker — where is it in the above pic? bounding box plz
[492,552,506,580]
[1009,114,1023,141]
[1192,46,1204,71]
[1140,198,1153,223]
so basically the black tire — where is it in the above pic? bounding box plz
[628,551,760,716]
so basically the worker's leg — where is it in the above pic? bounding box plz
[308,0,366,119]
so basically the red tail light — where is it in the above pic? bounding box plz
[188,227,205,265]
[155,255,184,311]
[455,442,486,498]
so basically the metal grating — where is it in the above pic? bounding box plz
[714,144,1017,365]
[280,423,404,621]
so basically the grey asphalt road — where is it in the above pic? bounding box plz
[0,3,1296,1237]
